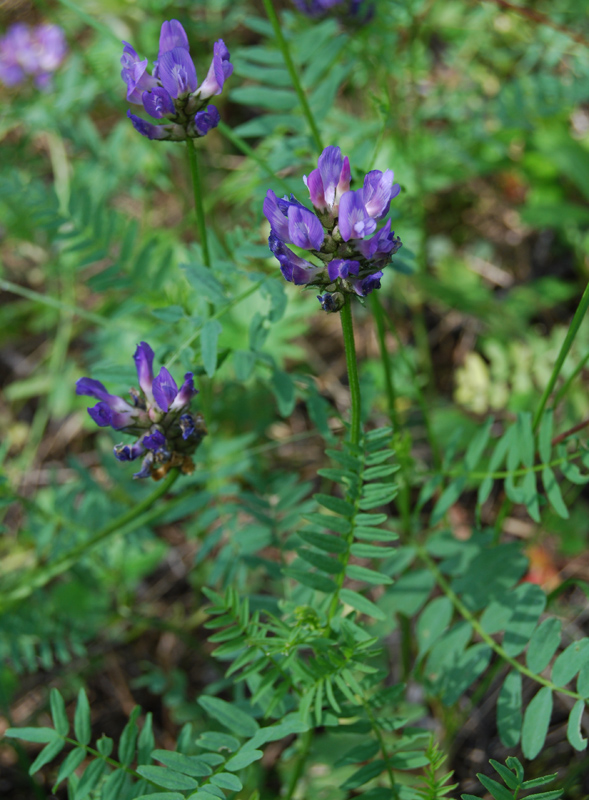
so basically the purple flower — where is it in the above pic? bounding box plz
[114,441,145,461]
[197,40,233,100]
[121,42,158,103]
[269,234,324,285]
[121,20,231,142]
[142,86,175,118]
[264,143,401,308]
[291,0,373,20]
[194,104,220,136]
[127,111,169,140]
[0,22,67,89]
[362,170,400,220]
[287,205,324,250]
[327,259,360,281]
[351,271,383,296]
[304,146,350,214]
[338,189,377,241]
[317,292,344,312]
[158,47,197,98]
[77,341,205,479]
[143,429,167,451]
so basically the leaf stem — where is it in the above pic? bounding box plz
[340,297,362,447]
[533,280,589,430]
[418,546,583,701]
[186,140,211,268]
[261,0,324,153]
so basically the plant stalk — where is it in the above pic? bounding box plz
[340,297,362,446]
[533,280,589,430]
[261,0,324,153]
[186,139,211,268]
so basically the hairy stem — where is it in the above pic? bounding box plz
[340,297,362,447]
[533,280,589,430]
[261,0,324,153]
[186,140,211,268]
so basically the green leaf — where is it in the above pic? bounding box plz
[497,671,522,747]
[526,617,561,673]
[297,530,347,553]
[505,757,524,783]
[181,263,226,304]
[50,688,69,736]
[101,769,128,800]
[577,662,589,697]
[489,760,518,791]
[314,493,355,516]
[224,749,264,771]
[96,736,113,757]
[211,773,243,791]
[137,713,155,765]
[233,350,256,382]
[567,699,588,751]
[135,794,184,800]
[431,478,466,525]
[542,466,569,518]
[74,689,91,746]
[136,766,198,791]
[355,513,388,526]
[118,706,141,766]
[476,774,513,800]
[197,696,259,737]
[53,747,85,791]
[502,583,546,656]
[522,686,553,759]
[283,567,337,593]
[335,741,380,766]
[196,732,240,753]
[345,564,393,585]
[272,368,295,417]
[441,643,492,706]
[298,548,343,574]
[538,410,553,464]
[29,736,65,775]
[350,543,396,558]
[464,417,494,471]
[364,465,398,480]
[416,597,453,658]
[353,527,398,542]
[339,588,385,620]
[4,727,59,743]
[340,760,385,789]
[201,320,222,378]
[230,86,298,110]
[552,639,589,686]
[75,758,106,800]
[152,750,214,777]
[304,512,351,534]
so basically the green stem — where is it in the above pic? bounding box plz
[419,546,583,701]
[284,728,314,800]
[363,700,398,793]
[261,0,324,153]
[0,470,181,613]
[217,121,293,195]
[186,140,211,268]
[533,280,589,430]
[371,294,399,431]
[340,297,362,446]
[553,347,589,408]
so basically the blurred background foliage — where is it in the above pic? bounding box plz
[1,0,589,796]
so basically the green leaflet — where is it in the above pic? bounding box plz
[522,687,553,759]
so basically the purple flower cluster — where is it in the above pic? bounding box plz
[0,23,66,90]
[76,343,206,479]
[291,0,373,21]
[263,146,401,311]
[121,19,232,142]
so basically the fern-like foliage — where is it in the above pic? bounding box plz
[462,756,563,800]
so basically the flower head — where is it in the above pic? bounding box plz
[77,342,206,479]
[263,145,402,312]
[120,20,231,142]
[0,22,67,89]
